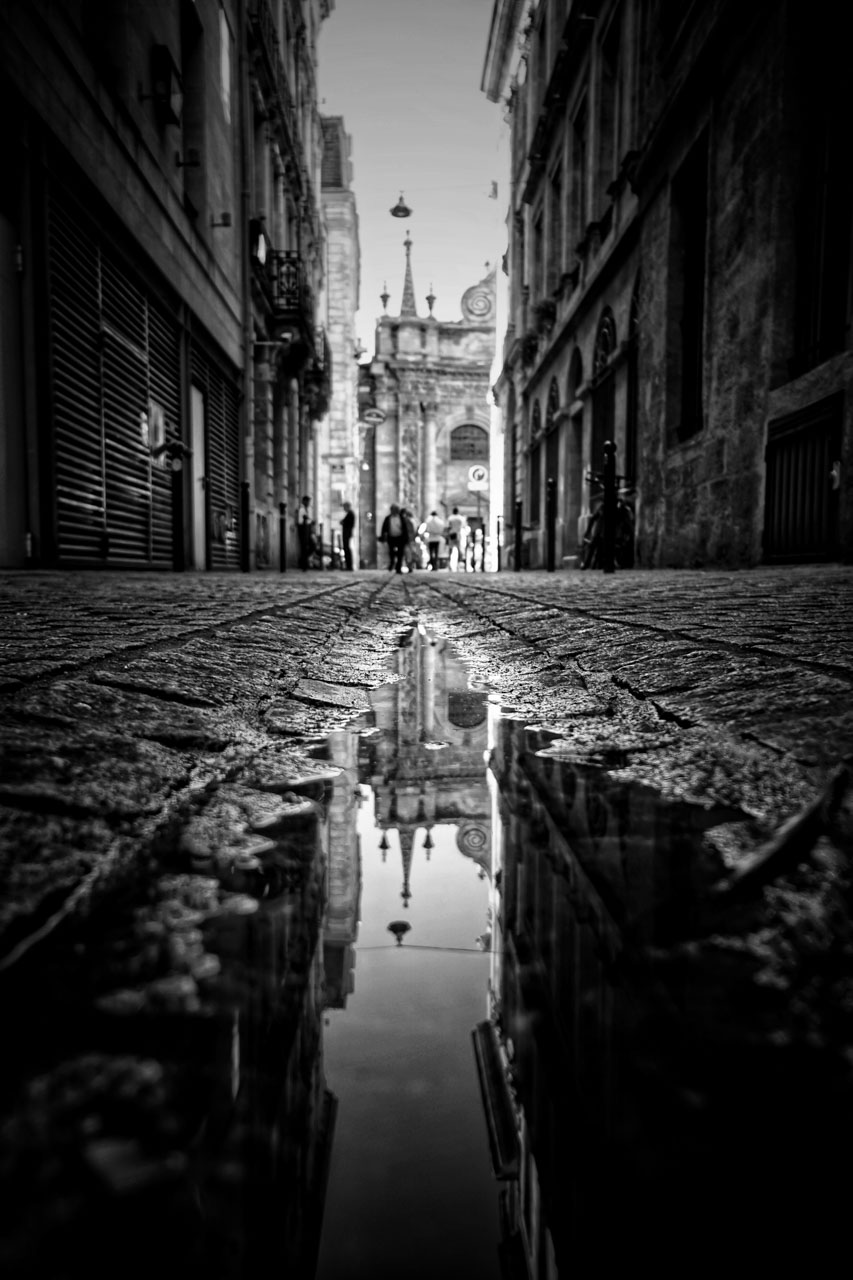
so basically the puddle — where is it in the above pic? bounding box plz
[2,627,801,1278]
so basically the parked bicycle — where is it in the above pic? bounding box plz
[580,472,635,570]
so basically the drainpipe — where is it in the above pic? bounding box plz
[239,0,253,572]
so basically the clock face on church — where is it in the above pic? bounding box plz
[461,282,495,322]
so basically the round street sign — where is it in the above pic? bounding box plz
[361,408,386,425]
[468,464,488,490]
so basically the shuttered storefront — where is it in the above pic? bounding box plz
[764,394,842,562]
[191,347,241,571]
[48,192,181,568]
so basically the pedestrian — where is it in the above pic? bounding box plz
[340,501,356,570]
[445,506,466,572]
[401,508,419,571]
[473,526,485,571]
[379,502,407,573]
[297,495,313,571]
[423,510,445,571]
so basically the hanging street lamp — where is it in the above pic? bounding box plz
[390,192,412,218]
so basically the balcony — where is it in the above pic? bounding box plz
[269,249,315,344]
[250,242,315,354]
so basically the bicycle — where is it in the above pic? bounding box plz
[580,474,635,570]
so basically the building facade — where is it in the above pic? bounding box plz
[360,237,497,568]
[0,0,336,572]
[482,0,852,568]
[315,116,360,564]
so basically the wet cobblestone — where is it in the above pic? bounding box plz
[0,564,852,1276]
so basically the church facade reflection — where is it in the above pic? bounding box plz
[358,627,491,911]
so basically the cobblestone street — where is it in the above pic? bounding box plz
[2,564,853,1276]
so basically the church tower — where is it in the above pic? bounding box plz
[361,239,496,566]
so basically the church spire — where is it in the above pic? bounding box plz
[400,232,418,317]
[399,826,415,906]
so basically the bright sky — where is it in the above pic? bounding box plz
[317,0,507,357]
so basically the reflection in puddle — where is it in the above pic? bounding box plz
[316,627,499,1280]
[5,627,785,1278]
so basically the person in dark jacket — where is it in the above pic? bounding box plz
[340,501,356,570]
[297,495,313,571]
[379,503,407,573]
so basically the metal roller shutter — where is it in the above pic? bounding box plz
[48,197,105,562]
[48,193,178,568]
[191,348,241,571]
[147,301,182,567]
[102,328,151,565]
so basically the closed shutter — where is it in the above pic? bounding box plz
[102,328,151,564]
[148,301,182,566]
[48,193,178,568]
[48,196,105,563]
[193,347,241,571]
[764,395,842,562]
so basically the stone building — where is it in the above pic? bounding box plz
[229,0,331,571]
[315,116,360,564]
[0,0,333,572]
[360,236,497,568]
[482,0,852,568]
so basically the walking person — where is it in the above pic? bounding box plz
[297,495,313,571]
[340,501,356,570]
[401,508,419,571]
[379,503,407,573]
[423,510,445,571]
[445,506,465,572]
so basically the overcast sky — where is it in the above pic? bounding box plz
[317,0,506,356]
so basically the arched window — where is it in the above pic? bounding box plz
[450,424,489,461]
[591,307,617,470]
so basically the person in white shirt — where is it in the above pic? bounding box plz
[445,507,466,572]
[423,511,445,570]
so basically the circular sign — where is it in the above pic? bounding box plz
[361,408,386,425]
[468,464,488,489]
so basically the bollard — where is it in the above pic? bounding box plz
[601,440,617,574]
[279,501,287,572]
[496,514,502,572]
[514,499,523,572]
[545,476,556,572]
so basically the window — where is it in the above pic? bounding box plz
[219,6,232,124]
[571,101,588,249]
[529,440,542,524]
[598,16,622,206]
[568,347,583,403]
[450,425,488,461]
[667,132,708,441]
[532,208,544,302]
[548,166,563,292]
[529,401,542,523]
[180,0,205,221]
[790,13,851,373]
[591,308,617,469]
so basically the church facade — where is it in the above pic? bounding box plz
[359,237,497,568]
